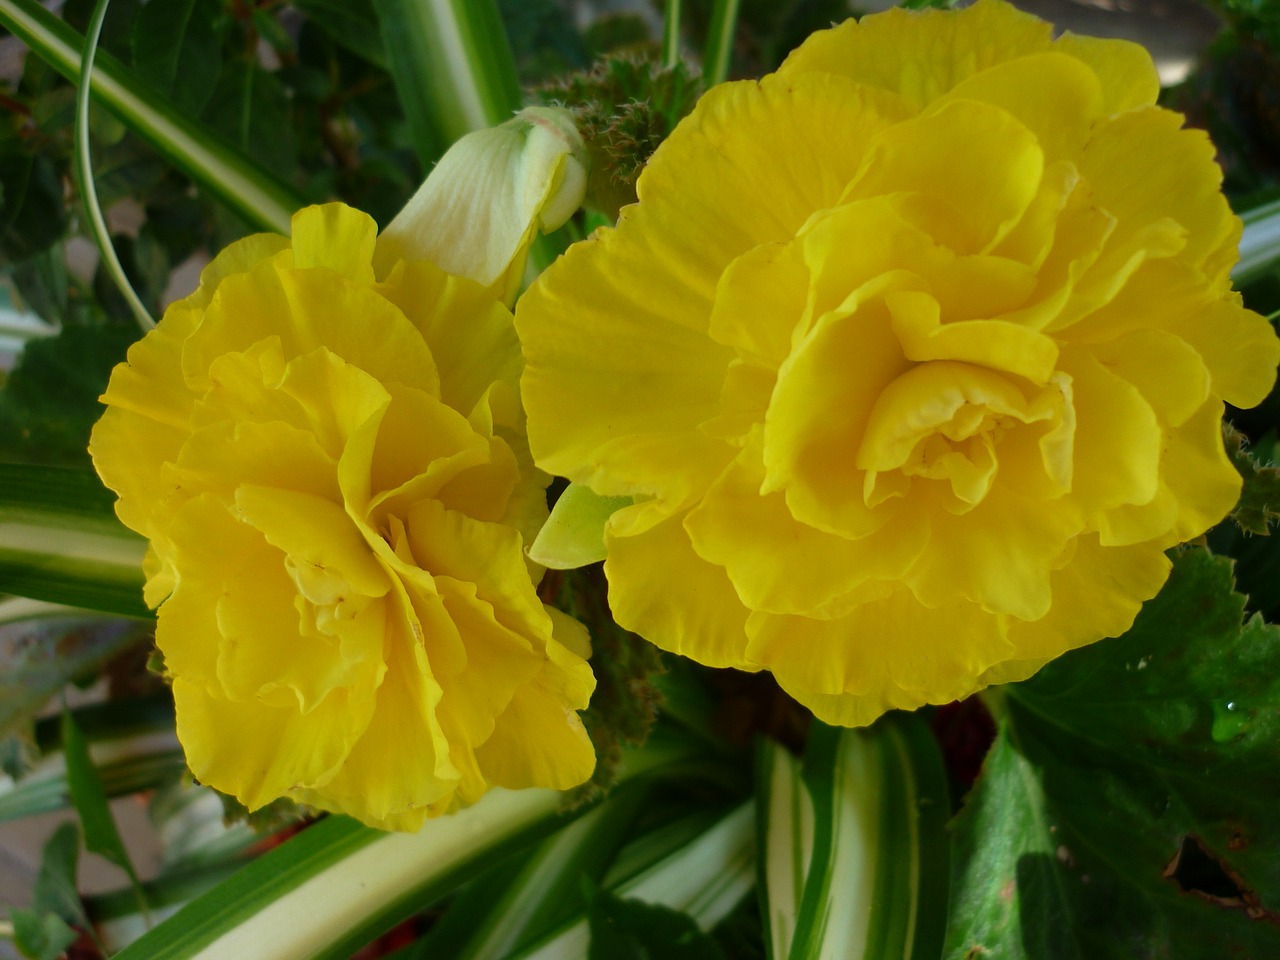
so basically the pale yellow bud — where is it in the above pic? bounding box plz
[374,106,588,302]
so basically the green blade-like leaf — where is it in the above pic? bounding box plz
[372,0,522,168]
[114,789,569,960]
[113,735,708,960]
[662,0,682,68]
[945,547,1280,958]
[448,782,653,960]
[61,710,146,893]
[514,801,757,959]
[756,739,813,960]
[701,0,740,85]
[0,463,148,617]
[0,0,304,233]
[0,745,185,823]
[787,715,950,960]
[1236,196,1280,283]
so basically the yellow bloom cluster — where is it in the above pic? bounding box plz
[517,0,1280,725]
[91,204,594,829]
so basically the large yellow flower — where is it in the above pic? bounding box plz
[516,0,1280,726]
[90,203,595,829]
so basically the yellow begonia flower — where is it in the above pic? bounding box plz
[515,0,1280,726]
[90,202,595,830]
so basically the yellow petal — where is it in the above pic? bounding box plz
[1078,107,1239,285]
[778,0,1053,109]
[376,260,521,423]
[1053,32,1160,116]
[179,233,291,310]
[845,99,1045,255]
[1084,328,1209,428]
[997,534,1171,672]
[173,674,372,812]
[1163,297,1280,410]
[744,588,1014,725]
[1060,348,1162,514]
[887,290,1059,384]
[904,485,1082,620]
[185,262,438,398]
[298,589,459,827]
[289,203,377,285]
[763,292,908,539]
[474,672,595,791]
[930,52,1103,161]
[604,505,756,671]
[685,441,928,618]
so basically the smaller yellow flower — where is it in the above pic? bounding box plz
[91,202,594,830]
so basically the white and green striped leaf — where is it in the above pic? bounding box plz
[113,788,566,960]
[0,0,304,234]
[1236,197,1280,284]
[512,800,756,960]
[0,464,147,618]
[765,714,950,960]
[372,0,522,167]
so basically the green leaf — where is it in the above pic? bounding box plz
[782,715,950,960]
[1225,424,1280,534]
[528,483,630,570]
[206,58,297,178]
[0,600,152,737]
[372,0,522,168]
[1236,196,1280,284]
[9,908,78,960]
[431,782,654,960]
[588,888,726,960]
[292,0,386,67]
[0,151,68,263]
[0,322,138,467]
[945,548,1280,959]
[663,0,682,68]
[755,739,812,960]
[62,710,146,894]
[513,801,756,959]
[0,0,304,233]
[114,790,570,960]
[31,821,86,927]
[0,463,149,618]
[131,0,223,116]
[701,0,741,85]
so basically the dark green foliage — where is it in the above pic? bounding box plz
[550,565,667,806]
[588,886,727,960]
[132,0,226,115]
[0,322,137,466]
[1224,423,1280,533]
[945,548,1280,959]
[9,822,85,960]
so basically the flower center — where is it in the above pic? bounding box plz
[857,360,1063,513]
